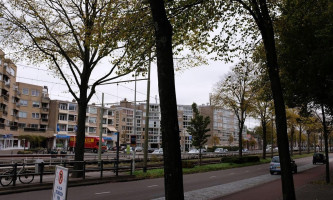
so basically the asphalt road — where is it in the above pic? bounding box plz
[0,155,325,200]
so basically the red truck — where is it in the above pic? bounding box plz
[69,136,107,153]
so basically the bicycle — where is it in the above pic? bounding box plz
[0,163,34,186]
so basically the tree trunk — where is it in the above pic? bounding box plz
[321,103,330,183]
[307,131,310,154]
[299,125,302,155]
[257,2,295,199]
[148,1,184,199]
[238,120,244,157]
[72,89,88,178]
[290,126,294,156]
[262,120,267,159]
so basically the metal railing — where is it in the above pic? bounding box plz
[0,159,133,187]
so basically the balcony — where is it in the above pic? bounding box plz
[14,90,20,97]
[4,81,10,88]
[41,107,49,113]
[1,95,9,103]
[41,97,50,103]
[10,126,18,131]
[0,123,5,129]
[41,118,49,123]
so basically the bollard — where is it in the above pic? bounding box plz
[13,163,17,186]
[100,160,103,178]
[39,162,44,183]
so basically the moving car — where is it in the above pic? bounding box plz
[270,156,297,175]
[313,153,326,164]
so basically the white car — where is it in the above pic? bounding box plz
[214,148,225,153]
[152,148,163,154]
[188,149,199,154]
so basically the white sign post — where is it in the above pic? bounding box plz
[52,165,69,200]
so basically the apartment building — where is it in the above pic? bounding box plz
[48,100,118,149]
[200,105,247,147]
[0,49,53,150]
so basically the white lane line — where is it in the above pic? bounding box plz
[148,185,159,188]
[95,191,111,195]
[210,176,217,178]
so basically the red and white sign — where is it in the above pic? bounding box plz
[52,166,69,200]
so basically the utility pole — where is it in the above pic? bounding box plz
[132,70,137,173]
[143,55,151,172]
[98,93,104,162]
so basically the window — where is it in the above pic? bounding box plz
[32,101,40,108]
[68,114,76,121]
[88,117,97,124]
[58,124,67,131]
[88,127,96,133]
[18,111,27,118]
[59,114,67,121]
[32,113,40,119]
[68,125,75,132]
[88,107,97,114]
[31,89,40,96]
[68,103,76,111]
[30,124,38,129]
[22,88,29,95]
[20,100,28,106]
[0,73,2,81]
[18,123,26,128]
[59,103,67,110]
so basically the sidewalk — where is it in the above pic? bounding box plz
[214,163,333,200]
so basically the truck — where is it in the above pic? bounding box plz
[69,136,107,153]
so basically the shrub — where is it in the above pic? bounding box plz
[182,160,196,168]
[150,155,161,162]
[221,156,260,164]
[17,150,33,154]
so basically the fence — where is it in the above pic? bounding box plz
[0,158,133,187]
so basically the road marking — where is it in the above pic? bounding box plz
[95,191,111,195]
[210,176,217,178]
[148,185,159,188]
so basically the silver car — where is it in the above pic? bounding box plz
[270,156,297,175]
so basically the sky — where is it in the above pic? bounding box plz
[16,59,232,106]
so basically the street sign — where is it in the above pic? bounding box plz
[52,165,69,200]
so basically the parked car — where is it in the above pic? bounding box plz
[214,148,226,153]
[242,148,249,152]
[198,148,207,153]
[152,148,163,155]
[147,148,156,153]
[270,156,297,175]
[313,153,326,164]
[135,147,143,152]
[188,148,199,154]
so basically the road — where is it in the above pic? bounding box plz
[1,155,329,200]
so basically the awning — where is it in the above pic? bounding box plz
[107,127,117,132]
[103,137,113,141]
[56,134,70,139]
